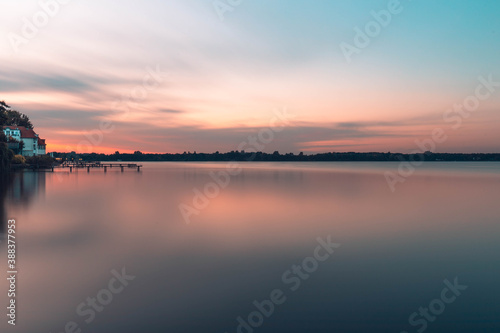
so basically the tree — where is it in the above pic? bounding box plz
[0,101,34,129]
[11,155,26,165]
[0,143,12,172]
[0,108,6,125]
[3,137,24,155]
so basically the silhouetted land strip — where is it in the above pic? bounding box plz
[53,151,500,162]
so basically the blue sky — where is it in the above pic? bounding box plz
[1,0,499,153]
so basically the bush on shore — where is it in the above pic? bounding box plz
[25,155,55,167]
[11,155,26,164]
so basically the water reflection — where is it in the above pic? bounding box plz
[1,163,499,333]
[181,165,304,187]
[0,171,46,233]
[0,174,13,233]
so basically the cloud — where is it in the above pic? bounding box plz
[158,109,185,114]
[50,120,402,153]
[0,70,103,93]
[1,0,499,154]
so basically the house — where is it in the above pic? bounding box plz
[2,125,47,156]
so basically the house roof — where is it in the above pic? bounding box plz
[3,126,46,148]
[2,125,37,138]
[20,127,37,139]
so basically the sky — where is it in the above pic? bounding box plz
[1,0,500,154]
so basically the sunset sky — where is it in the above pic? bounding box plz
[1,0,500,153]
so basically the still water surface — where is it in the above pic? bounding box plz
[0,162,499,332]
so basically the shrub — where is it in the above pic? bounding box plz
[25,155,55,167]
[11,155,26,164]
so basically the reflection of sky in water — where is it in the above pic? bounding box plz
[1,162,499,333]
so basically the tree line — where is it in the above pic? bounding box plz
[53,150,500,162]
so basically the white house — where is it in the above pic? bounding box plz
[2,125,47,156]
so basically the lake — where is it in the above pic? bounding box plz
[1,162,499,333]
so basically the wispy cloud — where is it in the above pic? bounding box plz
[1,0,500,153]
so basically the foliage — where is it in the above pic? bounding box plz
[0,101,34,129]
[6,138,24,150]
[0,143,12,173]
[11,155,26,165]
[51,151,500,162]
[24,155,55,167]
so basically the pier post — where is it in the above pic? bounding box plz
[104,166,107,172]
[121,166,124,172]
[70,166,72,172]
[87,166,90,173]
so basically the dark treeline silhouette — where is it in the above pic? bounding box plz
[0,174,13,233]
[0,101,34,129]
[52,150,500,162]
[0,143,13,173]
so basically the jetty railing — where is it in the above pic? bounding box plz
[55,161,142,172]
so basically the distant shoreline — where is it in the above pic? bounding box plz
[51,151,500,163]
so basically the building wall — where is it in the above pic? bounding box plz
[3,128,47,156]
[3,128,21,141]
[21,138,36,156]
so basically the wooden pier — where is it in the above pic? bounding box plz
[55,161,142,172]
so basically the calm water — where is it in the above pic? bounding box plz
[0,162,499,333]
